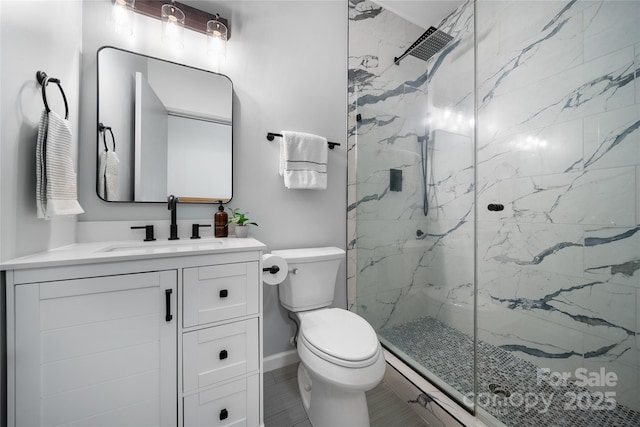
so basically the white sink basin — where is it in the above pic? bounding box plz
[99,238,223,255]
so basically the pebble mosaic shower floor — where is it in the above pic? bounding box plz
[379,316,640,427]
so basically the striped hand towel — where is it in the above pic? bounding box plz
[36,110,84,219]
[279,131,328,190]
[98,150,120,201]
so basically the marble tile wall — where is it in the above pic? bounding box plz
[348,0,475,334]
[476,0,640,412]
[348,0,640,414]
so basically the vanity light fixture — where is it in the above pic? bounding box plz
[112,0,231,56]
[161,2,185,51]
[207,14,228,63]
[111,0,135,36]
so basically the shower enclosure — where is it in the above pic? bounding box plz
[348,1,640,426]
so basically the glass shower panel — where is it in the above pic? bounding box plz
[351,0,477,408]
[475,1,640,426]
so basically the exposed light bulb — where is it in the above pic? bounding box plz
[161,4,185,52]
[112,0,135,36]
[207,17,228,66]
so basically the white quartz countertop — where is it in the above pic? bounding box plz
[1,237,266,270]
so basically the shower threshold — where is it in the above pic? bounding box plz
[379,316,640,427]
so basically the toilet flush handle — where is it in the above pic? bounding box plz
[290,268,299,275]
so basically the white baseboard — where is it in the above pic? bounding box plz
[263,349,300,372]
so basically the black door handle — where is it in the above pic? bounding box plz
[165,289,173,322]
[487,203,504,212]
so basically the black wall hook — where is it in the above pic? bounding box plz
[36,71,69,120]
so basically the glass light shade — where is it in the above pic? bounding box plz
[112,0,135,36]
[161,4,185,51]
[207,19,228,62]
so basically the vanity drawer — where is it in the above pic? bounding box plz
[183,262,259,328]
[183,319,259,393]
[183,374,259,427]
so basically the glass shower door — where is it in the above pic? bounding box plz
[350,0,477,409]
[475,1,640,426]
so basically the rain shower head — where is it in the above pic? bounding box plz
[394,26,453,65]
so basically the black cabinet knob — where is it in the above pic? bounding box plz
[219,349,228,360]
[220,408,228,420]
[219,289,228,298]
[487,203,505,212]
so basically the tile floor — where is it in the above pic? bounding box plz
[263,363,430,427]
[380,316,640,427]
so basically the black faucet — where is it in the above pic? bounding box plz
[168,195,179,240]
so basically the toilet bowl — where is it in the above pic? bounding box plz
[296,308,386,427]
[271,247,385,427]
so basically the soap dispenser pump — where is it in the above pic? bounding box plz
[214,201,228,237]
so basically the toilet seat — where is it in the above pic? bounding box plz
[298,308,380,368]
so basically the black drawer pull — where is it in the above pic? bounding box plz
[487,203,504,212]
[219,289,229,298]
[165,289,173,322]
[220,408,228,420]
[219,349,228,360]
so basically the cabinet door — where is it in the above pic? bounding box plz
[14,271,177,427]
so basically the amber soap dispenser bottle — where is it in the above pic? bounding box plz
[214,202,228,237]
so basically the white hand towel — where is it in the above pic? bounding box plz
[104,151,120,200]
[35,110,84,218]
[98,151,107,200]
[98,150,120,201]
[279,131,328,190]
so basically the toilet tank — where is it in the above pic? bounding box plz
[271,247,345,312]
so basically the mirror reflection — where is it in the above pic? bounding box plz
[97,46,233,203]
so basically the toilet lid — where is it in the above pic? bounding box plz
[299,308,379,362]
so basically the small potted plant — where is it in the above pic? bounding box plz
[227,208,258,238]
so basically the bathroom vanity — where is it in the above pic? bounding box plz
[2,238,265,427]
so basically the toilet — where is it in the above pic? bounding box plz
[271,247,385,427]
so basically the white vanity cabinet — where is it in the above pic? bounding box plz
[9,270,178,426]
[3,239,265,427]
[181,260,261,427]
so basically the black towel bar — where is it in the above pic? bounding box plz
[36,70,69,120]
[266,132,340,150]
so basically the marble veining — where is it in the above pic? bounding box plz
[582,119,640,169]
[348,0,640,421]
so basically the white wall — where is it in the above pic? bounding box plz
[0,1,83,422]
[0,0,346,360]
[79,1,348,357]
[0,1,82,262]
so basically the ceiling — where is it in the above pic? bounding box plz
[374,0,465,29]
[179,0,466,36]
